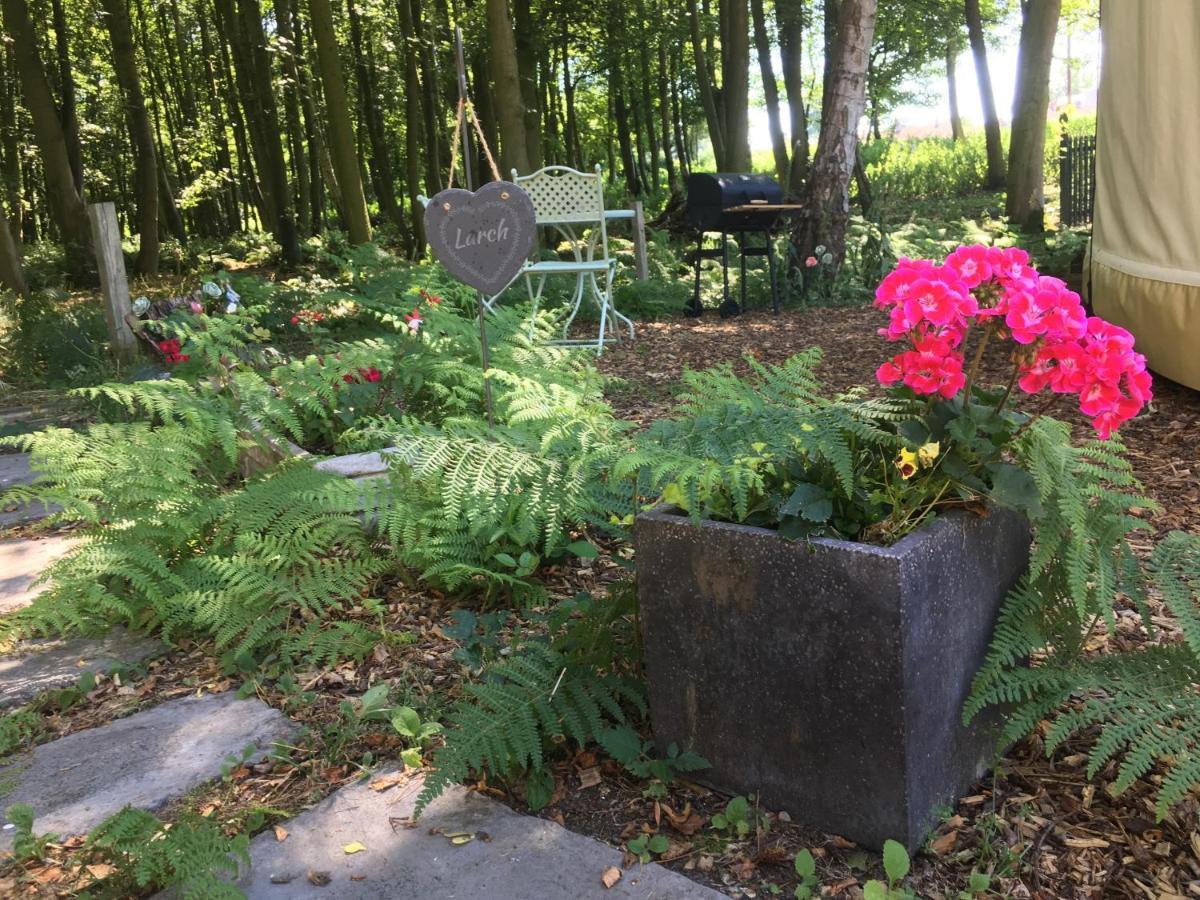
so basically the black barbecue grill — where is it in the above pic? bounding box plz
[685,173,802,317]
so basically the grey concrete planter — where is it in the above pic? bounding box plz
[634,506,1030,851]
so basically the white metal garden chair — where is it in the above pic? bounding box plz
[496,164,634,352]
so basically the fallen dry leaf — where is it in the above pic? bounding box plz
[342,841,367,854]
[85,863,116,880]
[307,869,331,886]
[829,877,859,896]
[601,866,622,889]
[369,772,407,792]
[830,835,857,849]
[274,825,289,842]
[578,766,602,789]
[930,830,958,855]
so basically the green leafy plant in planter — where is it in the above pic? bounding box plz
[626,244,1153,545]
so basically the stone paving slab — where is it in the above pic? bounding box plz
[233,772,724,899]
[0,692,299,848]
[0,627,167,709]
[0,453,33,490]
[0,453,60,528]
[0,533,77,614]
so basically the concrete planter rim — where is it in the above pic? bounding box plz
[640,503,1002,560]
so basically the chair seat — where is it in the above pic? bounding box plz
[522,259,615,274]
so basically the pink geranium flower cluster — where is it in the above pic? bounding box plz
[874,245,1151,438]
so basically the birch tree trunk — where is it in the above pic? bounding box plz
[792,0,876,267]
[1006,0,1061,231]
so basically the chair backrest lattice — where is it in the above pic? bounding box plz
[512,164,610,263]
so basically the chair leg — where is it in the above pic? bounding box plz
[766,233,780,315]
[562,273,587,340]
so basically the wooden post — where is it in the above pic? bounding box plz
[87,202,137,359]
[632,200,649,281]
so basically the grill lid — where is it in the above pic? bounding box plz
[686,173,785,232]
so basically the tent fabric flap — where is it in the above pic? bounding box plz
[1091,0,1200,388]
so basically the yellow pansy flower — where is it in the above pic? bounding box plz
[918,441,941,467]
[895,448,918,480]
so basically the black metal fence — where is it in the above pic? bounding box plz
[1059,132,1097,228]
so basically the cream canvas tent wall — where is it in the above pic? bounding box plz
[1089,0,1200,389]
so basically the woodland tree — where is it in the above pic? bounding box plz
[308,0,372,244]
[793,0,877,267]
[1006,0,1061,231]
[99,0,159,275]
[965,0,1005,187]
[1,0,93,282]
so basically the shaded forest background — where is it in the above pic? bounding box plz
[0,0,1094,294]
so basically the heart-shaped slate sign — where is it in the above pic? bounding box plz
[424,181,536,296]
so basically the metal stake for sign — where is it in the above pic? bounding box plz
[454,26,494,430]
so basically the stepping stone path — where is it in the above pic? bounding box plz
[0,627,166,709]
[232,772,723,900]
[0,453,59,530]
[1,448,721,898]
[0,533,77,613]
[0,692,299,850]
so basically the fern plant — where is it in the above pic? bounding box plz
[83,807,249,899]
[414,584,647,816]
[3,422,384,665]
[963,417,1200,816]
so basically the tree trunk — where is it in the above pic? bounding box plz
[411,0,444,196]
[751,0,788,185]
[486,0,531,177]
[686,0,725,168]
[216,0,302,262]
[778,2,808,192]
[560,19,580,168]
[636,0,660,190]
[1,46,23,241]
[512,0,541,171]
[345,0,403,231]
[720,0,750,171]
[0,206,26,298]
[274,0,311,235]
[1,0,92,281]
[1005,0,1061,232]
[49,0,83,195]
[100,0,159,275]
[395,0,424,250]
[946,41,964,140]
[792,0,876,267]
[307,0,372,243]
[965,0,1004,188]
[656,16,676,189]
